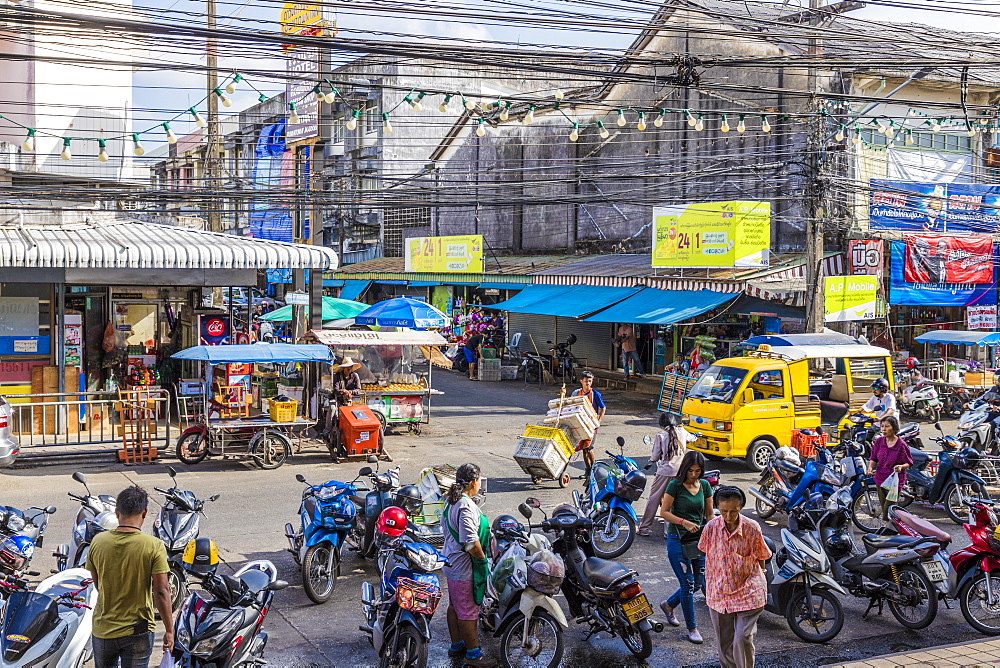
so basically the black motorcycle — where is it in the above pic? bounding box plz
[173,560,288,667]
[899,424,990,524]
[516,499,661,661]
[547,335,578,383]
[152,465,220,610]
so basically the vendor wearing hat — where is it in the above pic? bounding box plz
[332,357,364,406]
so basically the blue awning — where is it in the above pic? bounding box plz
[374,280,408,285]
[582,288,737,324]
[323,279,345,288]
[914,330,1000,346]
[729,295,805,320]
[485,284,641,318]
[339,280,371,301]
[478,282,527,290]
[172,344,333,363]
[408,281,441,287]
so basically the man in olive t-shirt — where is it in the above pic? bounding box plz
[86,485,173,668]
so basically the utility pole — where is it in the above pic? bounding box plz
[804,0,826,333]
[205,0,222,233]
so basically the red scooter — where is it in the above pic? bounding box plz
[949,498,1000,634]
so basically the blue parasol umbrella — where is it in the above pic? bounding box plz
[353,297,448,329]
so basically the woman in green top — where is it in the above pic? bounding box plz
[659,451,712,644]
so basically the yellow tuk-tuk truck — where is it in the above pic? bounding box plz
[682,341,895,471]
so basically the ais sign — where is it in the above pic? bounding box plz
[651,201,770,268]
[824,276,879,322]
[405,235,484,273]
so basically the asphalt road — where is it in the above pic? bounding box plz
[0,371,988,667]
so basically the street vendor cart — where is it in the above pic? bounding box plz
[305,329,446,437]
[171,344,332,469]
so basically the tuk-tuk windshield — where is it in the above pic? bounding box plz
[688,366,748,402]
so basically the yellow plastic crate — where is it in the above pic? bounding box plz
[269,399,299,423]
[522,425,574,460]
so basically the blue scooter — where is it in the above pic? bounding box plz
[286,472,361,604]
[749,444,842,523]
[361,534,447,667]
[573,436,647,559]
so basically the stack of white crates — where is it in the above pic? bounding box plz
[541,395,599,444]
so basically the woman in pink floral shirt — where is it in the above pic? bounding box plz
[698,486,772,668]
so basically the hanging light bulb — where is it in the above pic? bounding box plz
[616,109,626,127]
[97,139,109,162]
[315,86,326,103]
[324,90,336,104]
[737,115,746,133]
[654,108,665,128]
[438,94,452,113]
[20,129,35,152]
[131,133,144,156]
[224,73,242,95]
[214,88,232,108]
[499,102,510,122]
[475,119,486,137]
[523,106,535,124]
[463,98,476,111]
[853,129,862,145]
[554,89,564,100]
[382,112,392,133]
[931,119,942,133]
[636,113,646,131]
[60,137,72,161]
[346,109,360,131]
[905,130,914,145]
[694,115,704,131]
[882,121,894,137]
[569,123,579,142]
[288,103,300,124]
[968,125,977,137]
[409,92,425,112]
[720,115,730,132]
[761,115,771,133]
[685,110,696,127]
[164,122,177,144]
[834,125,845,142]
[597,120,609,139]
[189,107,206,128]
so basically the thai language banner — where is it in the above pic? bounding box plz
[651,201,770,268]
[848,239,884,276]
[824,276,879,322]
[903,235,993,284]
[888,240,996,306]
[404,235,484,273]
[870,179,1000,232]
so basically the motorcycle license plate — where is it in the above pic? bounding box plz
[622,594,653,624]
[922,560,947,582]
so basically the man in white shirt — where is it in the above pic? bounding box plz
[862,378,897,419]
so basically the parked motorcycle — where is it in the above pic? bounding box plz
[573,436,647,558]
[517,499,661,661]
[761,521,847,643]
[173,560,288,667]
[0,568,96,667]
[481,515,567,668]
[287,471,361,603]
[54,472,118,571]
[0,504,55,579]
[901,424,990,524]
[360,509,448,668]
[152,465,220,610]
[941,385,974,419]
[882,504,955,601]
[899,380,943,423]
[547,335,578,383]
[806,487,942,629]
[949,497,1000,634]
[519,350,549,385]
[957,398,1000,454]
[750,446,842,522]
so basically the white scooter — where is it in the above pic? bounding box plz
[54,472,118,571]
[0,568,97,667]
[899,380,943,423]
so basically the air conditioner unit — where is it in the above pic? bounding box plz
[361,133,378,148]
[327,142,346,157]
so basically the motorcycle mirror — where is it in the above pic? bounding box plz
[935,422,944,432]
[166,465,177,478]
[616,436,625,447]
[266,580,290,591]
[643,434,652,446]
[366,455,379,463]
[209,494,220,502]
[526,497,541,508]
[45,506,57,515]
[359,466,373,476]
[295,474,306,483]
[72,471,87,485]
[518,503,532,519]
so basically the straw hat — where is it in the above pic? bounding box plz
[337,357,362,372]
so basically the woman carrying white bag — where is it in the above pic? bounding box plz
[867,416,913,527]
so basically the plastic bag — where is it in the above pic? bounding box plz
[881,471,899,503]
[158,653,176,668]
[102,322,117,352]
[526,549,565,595]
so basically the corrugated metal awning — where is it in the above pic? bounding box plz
[0,221,337,270]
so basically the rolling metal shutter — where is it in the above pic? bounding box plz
[555,317,613,370]
[507,313,556,357]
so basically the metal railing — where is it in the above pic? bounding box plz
[8,389,172,454]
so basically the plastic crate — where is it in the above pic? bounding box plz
[269,399,299,422]
[514,438,568,480]
[479,357,501,370]
[479,364,502,381]
[522,425,575,460]
[500,366,518,380]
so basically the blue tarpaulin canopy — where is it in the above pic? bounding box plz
[339,280,371,301]
[484,284,641,318]
[914,330,1000,346]
[172,344,333,363]
[477,282,527,290]
[582,288,737,324]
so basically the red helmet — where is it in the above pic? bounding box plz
[376,506,408,538]
[906,356,920,369]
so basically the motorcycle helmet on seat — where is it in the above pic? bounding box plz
[871,378,890,393]
[392,485,423,517]
[492,514,521,535]
[376,506,408,538]
[905,356,920,369]
[825,531,854,558]
[182,537,219,575]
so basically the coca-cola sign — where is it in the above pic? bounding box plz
[199,315,231,345]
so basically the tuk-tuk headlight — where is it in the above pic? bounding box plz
[714,421,732,431]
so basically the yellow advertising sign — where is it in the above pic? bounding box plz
[280,1,326,47]
[405,235,484,273]
[824,275,879,322]
[651,201,771,268]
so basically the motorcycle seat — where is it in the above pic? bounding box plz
[899,423,921,440]
[893,509,951,543]
[861,533,927,550]
[238,568,271,594]
[349,495,366,506]
[774,459,804,476]
[582,557,632,591]
[910,448,931,466]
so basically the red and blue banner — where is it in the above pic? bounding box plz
[889,240,996,306]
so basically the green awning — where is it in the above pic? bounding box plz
[261,297,369,322]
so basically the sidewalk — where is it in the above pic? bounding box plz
[829,637,1000,667]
